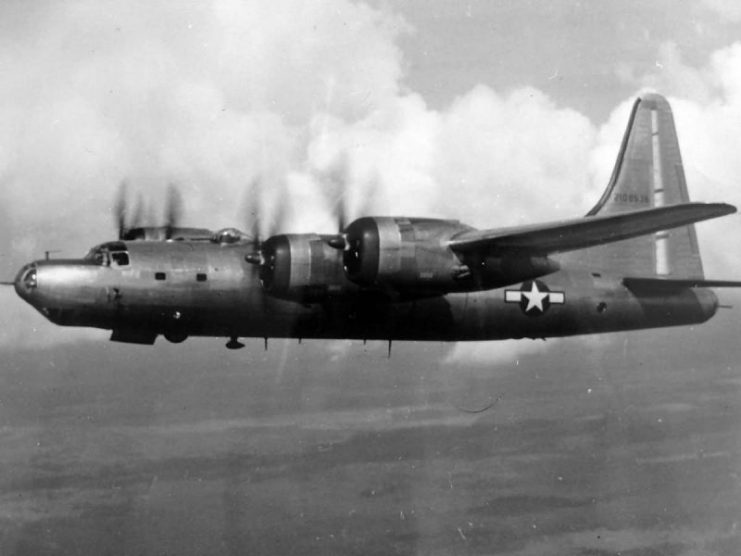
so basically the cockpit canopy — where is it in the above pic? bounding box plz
[85,242,130,267]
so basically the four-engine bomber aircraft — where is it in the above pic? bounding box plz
[7,94,741,349]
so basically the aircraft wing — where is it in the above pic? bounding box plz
[448,202,735,255]
[622,277,741,289]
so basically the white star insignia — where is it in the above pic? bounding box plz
[504,281,565,315]
[521,281,549,312]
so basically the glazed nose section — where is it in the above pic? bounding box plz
[14,263,38,302]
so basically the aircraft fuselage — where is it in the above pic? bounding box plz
[14,239,718,345]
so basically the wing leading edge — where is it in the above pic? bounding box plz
[448,202,735,256]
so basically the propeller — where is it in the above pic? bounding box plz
[321,153,380,249]
[114,180,129,240]
[164,184,183,240]
[130,192,145,231]
[321,153,351,249]
[327,166,381,254]
[243,175,290,265]
[114,180,184,241]
[115,180,149,239]
[243,177,266,264]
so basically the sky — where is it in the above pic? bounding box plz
[1,0,741,352]
[3,6,741,553]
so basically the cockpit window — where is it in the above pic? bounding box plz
[111,252,129,266]
[85,243,129,267]
[88,248,110,266]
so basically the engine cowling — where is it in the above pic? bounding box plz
[342,216,561,294]
[259,233,352,302]
[342,217,470,294]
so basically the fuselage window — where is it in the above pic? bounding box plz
[111,252,130,266]
[155,272,167,281]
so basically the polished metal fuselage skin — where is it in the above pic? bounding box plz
[14,239,718,344]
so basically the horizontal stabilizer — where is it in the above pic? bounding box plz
[449,202,735,256]
[623,277,741,289]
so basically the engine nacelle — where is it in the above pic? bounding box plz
[259,233,352,302]
[342,216,561,294]
[343,217,470,294]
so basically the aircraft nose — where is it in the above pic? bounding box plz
[14,262,38,302]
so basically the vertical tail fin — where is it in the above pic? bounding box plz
[569,93,704,278]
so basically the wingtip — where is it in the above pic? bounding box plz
[688,201,736,216]
[713,202,737,215]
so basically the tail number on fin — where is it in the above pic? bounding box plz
[613,193,650,204]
